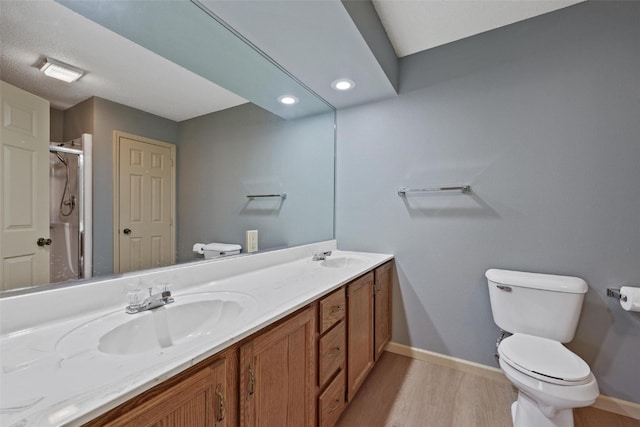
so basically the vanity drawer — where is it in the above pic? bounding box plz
[319,320,346,387]
[319,288,346,334]
[318,370,346,427]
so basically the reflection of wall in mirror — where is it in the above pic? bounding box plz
[177,103,335,262]
[49,97,335,280]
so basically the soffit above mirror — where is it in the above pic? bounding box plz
[199,0,399,109]
[0,0,247,121]
[56,0,333,119]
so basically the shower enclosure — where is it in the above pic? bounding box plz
[49,134,92,282]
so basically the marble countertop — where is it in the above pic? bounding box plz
[0,243,393,426]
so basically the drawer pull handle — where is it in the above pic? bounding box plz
[329,346,341,358]
[329,305,344,315]
[248,364,255,396]
[327,398,341,413]
[215,383,225,422]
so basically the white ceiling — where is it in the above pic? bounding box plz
[372,0,585,58]
[0,0,246,122]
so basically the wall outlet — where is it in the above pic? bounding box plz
[246,230,258,253]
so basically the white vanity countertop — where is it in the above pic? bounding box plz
[0,242,393,427]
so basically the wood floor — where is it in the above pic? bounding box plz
[336,352,639,427]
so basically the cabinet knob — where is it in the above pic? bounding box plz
[329,305,344,315]
[327,398,341,414]
[329,346,341,358]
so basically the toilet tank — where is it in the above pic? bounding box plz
[486,269,588,343]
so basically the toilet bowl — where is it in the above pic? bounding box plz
[498,334,599,427]
[485,269,599,427]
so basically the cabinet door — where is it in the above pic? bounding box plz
[239,306,317,427]
[374,262,392,361]
[88,350,237,427]
[346,272,374,402]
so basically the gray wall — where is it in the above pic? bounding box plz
[63,98,94,142]
[177,103,334,261]
[63,97,179,276]
[335,1,639,401]
[50,108,64,142]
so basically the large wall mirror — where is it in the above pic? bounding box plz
[0,0,335,295]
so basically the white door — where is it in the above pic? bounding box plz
[0,81,50,290]
[115,132,175,273]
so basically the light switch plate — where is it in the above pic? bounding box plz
[246,230,258,253]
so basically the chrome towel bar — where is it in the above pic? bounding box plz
[397,185,471,196]
[247,193,287,199]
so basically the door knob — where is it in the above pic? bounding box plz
[123,228,132,235]
[37,238,52,246]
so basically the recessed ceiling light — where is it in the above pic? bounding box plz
[39,58,84,83]
[331,79,355,91]
[278,95,298,105]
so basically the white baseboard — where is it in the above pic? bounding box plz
[592,395,640,421]
[385,342,640,421]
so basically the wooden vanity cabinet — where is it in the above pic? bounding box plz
[84,347,238,427]
[374,261,392,361]
[84,260,393,427]
[345,261,393,403]
[346,271,375,402]
[317,288,347,427]
[239,305,317,427]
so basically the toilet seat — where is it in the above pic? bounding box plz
[498,334,591,385]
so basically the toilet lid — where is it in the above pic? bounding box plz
[498,334,591,385]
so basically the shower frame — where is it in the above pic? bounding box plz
[49,134,92,279]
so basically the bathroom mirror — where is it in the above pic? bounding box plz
[0,0,335,294]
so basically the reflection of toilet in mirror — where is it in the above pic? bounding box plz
[486,269,599,427]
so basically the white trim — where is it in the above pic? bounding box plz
[385,342,640,421]
[385,342,508,384]
[592,395,640,421]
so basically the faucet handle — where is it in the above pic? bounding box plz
[151,283,172,295]
[127,289,144,307]
[312,250,332,261]
[160,283,172,293]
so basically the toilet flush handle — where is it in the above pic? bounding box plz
[496,285,512,292]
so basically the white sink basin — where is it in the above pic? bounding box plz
[57,291,256,357]
[320,256,368,269]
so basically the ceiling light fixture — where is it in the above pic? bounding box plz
[331,78,355,91]
[278,95,298,105]
[39,58,84,83]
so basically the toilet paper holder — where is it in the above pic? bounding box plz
[606,288,628,302]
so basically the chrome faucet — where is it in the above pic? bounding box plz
[312,250,332,261]
[126,287,174,314]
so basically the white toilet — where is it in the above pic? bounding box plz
[486,269,599,427]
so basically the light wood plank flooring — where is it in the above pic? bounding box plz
[336,352,639,427]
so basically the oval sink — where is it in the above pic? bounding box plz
[320,256,367,269]
[57,291,256,357]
